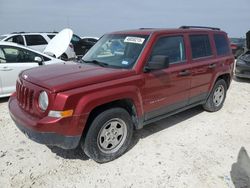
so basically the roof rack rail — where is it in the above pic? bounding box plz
[179,26,220,31]
[11,31,58,34]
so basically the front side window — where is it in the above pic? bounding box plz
[25,35,48,46]
[214,34,230,56]
[1,46,42,63]
[82,34,148,69]
[6,35,25,45]
[149,36,186,64]
[190,35,212,59]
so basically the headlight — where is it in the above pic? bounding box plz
[38,91,49,111]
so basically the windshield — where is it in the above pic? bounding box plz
[82,34,149,69]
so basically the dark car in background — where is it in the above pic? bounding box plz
[235,31,250,78]
[71,35,98,58]
[235,51,250,78]
[230,38,246,58]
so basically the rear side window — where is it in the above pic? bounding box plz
[214,34,230,56]
[25,35,48,46]
[190,35,212,59]
[150,36,186,64]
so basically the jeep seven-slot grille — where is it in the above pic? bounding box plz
[16,81,34,111]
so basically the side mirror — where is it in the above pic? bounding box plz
[34,56,43,65]
[144,55,169,72]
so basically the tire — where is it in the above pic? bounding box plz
[82,108,133,163]
[203,79,227,112]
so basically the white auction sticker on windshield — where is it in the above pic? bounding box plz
[124,37,145,44]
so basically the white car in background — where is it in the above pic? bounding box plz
[0,28,73,97]
[0,32,76,60]
[0,42,64,98]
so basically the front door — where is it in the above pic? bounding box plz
[0,46,39,96]
[142,35,191,121]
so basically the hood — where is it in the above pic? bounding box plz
[21,63,135,92]
[44,28,73,58]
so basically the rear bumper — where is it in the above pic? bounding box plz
[9,96,83,149]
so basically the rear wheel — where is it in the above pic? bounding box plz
[203,79,227,112]
[82,108,133,163]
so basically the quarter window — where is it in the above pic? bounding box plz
[150,36,186,64]
[190,35,212,59]
[214,34,230,56]
[25,35,48,46]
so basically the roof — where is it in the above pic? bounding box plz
[109,26,225,36]
[0,32,57,38]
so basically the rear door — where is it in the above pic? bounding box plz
[0,45,39,95]
[142,34,191,121]
[188,33,217,104]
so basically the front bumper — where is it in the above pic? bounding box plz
[15,122,81,149]
[9,96,83,149]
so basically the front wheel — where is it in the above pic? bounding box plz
[82,108,133,163]
[203,79,227,112]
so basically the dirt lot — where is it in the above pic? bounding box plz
[0,78,250,188]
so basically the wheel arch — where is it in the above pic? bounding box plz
[74,86,144,138]
[215,73,231,89]
[80,98,142,142]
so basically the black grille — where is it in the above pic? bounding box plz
[16,81,34,111]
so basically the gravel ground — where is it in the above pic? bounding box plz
[0,78,250,188]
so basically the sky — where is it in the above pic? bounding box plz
[0,0,249,38]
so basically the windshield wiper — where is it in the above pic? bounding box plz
[82,59,109,67]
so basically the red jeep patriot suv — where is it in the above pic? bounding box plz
[9,26,234,163]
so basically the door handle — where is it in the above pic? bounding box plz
[208,63,217,69]
[0,67,13,71]
[179,70,190,76]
